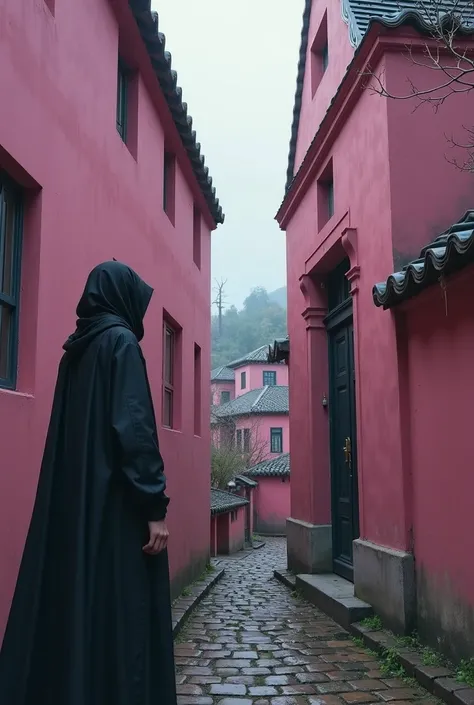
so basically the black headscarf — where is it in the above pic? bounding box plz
[63,261,153,356]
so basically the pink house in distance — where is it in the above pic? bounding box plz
[273,0,474,661]
[211,345,290,535]
[0,0,223,642]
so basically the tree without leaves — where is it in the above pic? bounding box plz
[210,416,270,489]
[365,0,474,171]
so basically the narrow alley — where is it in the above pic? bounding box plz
[175,540,435,705]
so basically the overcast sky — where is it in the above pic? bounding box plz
[151,0,305,309]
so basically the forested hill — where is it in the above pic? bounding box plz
[211,287,287,369]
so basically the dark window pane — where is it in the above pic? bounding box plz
[241,371,246,390]
[116,61,128,142]
[263,371,276,386]
[163,388,173,427]
[243,428,250,453]
[271,428,283,454]
[236,429,242,449]
[164,327,174,384]
[0,189,15,296]
[0,305,12,380]
[220,390,230,404]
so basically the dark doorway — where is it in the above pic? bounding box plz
[326,259,359,581]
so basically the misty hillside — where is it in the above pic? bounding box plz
[268,286,287,310]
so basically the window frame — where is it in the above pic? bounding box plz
[162,322,176,428]
[243,428,250,454]
[270,427,283,454]
[116,59,129,143]
[0,173,23,390]
[220,390,231,405]
[263,370,277,386]
[163,151,176,224]
[240,371,247,390]
[236,429,243,449]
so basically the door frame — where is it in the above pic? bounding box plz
[325,295,360,582]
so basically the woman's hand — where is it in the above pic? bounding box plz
[143,520,169,555]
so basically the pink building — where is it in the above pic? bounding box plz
[274,0,474,660]
[211,345,290,535]
[210,489,250,556]
[246,454,290,535]
[0,0,223,642]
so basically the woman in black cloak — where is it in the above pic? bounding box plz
[0,261,177,705]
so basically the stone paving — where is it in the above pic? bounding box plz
[175,538,436,705]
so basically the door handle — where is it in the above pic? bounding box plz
[343,437,352,469]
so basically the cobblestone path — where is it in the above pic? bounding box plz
[175,539,436,705]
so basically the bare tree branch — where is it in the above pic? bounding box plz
[211,415,270,489]
[362,0,474,169]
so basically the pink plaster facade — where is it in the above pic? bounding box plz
[235,363,288,397]
[234,413,289,461]
[0,0,221,642]
[400,268,474,660]
[279,0,474,655]
[211,380,235,406]
[253,476,290,536]
[210,506,247,556]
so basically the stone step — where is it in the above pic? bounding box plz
[296,573,373,630]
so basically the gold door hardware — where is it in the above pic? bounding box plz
[343,437,352,469]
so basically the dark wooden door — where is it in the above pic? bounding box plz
[328,319,359,581]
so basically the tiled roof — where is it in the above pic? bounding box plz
[235,475,258,488]
[373,210,474,309]
[211,366,235,382]
[228,345,278,369]
[212,386,289,419]
[268,337,289,364]
[285,0,474,193]
[129,0,224,225]
[210,489,249,515]
[246,453,290,478]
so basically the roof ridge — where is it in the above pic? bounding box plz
[251,386,269,410]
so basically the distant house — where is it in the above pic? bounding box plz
[210,489,249,556]
[245,454,290,535]
[210,344,290,536]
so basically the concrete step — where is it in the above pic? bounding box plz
[274,568,297,589]
[296,573,373,630]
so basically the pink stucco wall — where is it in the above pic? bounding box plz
[212,507,246,555]
[234,413,289,461]
[234,363,288,397]
[283,4,474,553]
[401,269,474,659]
[211,380,235,406]
[0,0,216,641]
[253,476,290,535]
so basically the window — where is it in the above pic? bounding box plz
[0,175,23,390]
[194,344,201,436]
[240,371,247,390]
[263,370,277,386]
[220,390,230,405]
[318,159,334,230]
[311,12,329,97]
[163,323,176,427]
[116,59,129,143]
[270,428,283,454]
[44,0,55,14]
[163,151,176,224]
[236,429,243,449]
[231,510,238,522]
[243,428,250,454]
[193,206,201,269]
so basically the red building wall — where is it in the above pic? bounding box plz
[253,477,290,535]
[0,0,217,640]
[402,269,474,660]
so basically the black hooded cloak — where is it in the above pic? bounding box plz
[0,261,177,705]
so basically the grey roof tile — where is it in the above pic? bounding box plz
[129,0,223,225]
[268,337,289,364]
[235,474,258,488]
[210,489,249,515]
[212,386,289,419]
[285,0,474,192]
[373,210,474,309]
[246,453,290,478]
[211,366,235,382]
[227,345,276,369]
